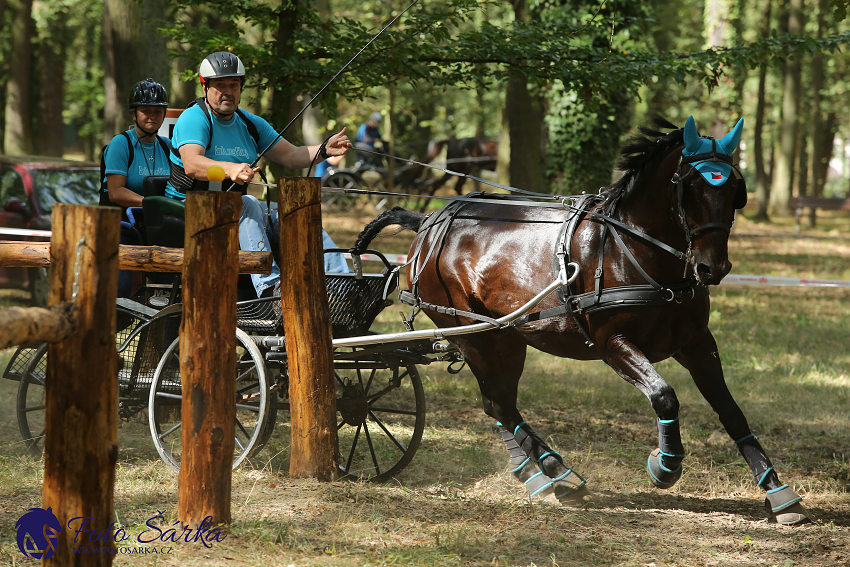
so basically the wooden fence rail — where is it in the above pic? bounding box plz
[0,302,77,350]
[0,241,272,274]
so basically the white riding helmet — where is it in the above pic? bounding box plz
[199,52,245,85]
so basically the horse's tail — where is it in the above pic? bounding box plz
[351,206,426,255]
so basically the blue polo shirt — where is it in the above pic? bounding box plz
[102,129,171,195]
[166,103,280,200]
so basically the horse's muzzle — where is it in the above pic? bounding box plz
[695,259,732,285]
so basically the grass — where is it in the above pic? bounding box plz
[0,205,848,565]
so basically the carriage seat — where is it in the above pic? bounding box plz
[141,175,185,249]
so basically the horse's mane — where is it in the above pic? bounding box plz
[602,116,684,202]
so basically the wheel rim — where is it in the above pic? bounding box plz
[148,329,270,470]
[333,361,425,482]
[16,344,48,457]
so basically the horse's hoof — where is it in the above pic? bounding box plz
[550,469,589,503]
[647,448,682,489]
[765,485,809,526]
[556,482,591,505]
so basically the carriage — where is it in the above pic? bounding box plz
[4,248,463,481]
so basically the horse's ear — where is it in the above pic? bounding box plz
[683,115,701,153]
[719,118,744,154]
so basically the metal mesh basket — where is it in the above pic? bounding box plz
[117,311,180,400]
[2,345,40,382]
[237,298,281,334]
[326,272,395,337]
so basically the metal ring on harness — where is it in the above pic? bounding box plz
[662,288,675,302]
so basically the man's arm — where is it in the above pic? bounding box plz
[264,127,353,170]
[180,143,259,185]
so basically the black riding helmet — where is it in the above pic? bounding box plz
[128,78,168,110]
[199,52,246,86]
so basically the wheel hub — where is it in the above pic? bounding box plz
[339,382,369,426]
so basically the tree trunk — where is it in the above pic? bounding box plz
[103,0,170,144]
[503,0,544,192]
[806,0,835,227]
[38,6,71,157]
[4,0,35,155]
[752,0,772,220]
[269,0,302,181]
[769,0,804,216]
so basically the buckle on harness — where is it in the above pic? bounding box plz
[662,288,675,302]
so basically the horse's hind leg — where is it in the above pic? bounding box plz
[601,336,687,488]
[674,331,808,525]
[450,331,588,503]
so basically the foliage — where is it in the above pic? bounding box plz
[160,0,850,114]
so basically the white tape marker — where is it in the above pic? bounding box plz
[721,274,850,288]
[0,227,51,238]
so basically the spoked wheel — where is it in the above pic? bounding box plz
[323,172,361,209]
[148,328,274,470]
[333,359,425,482]
[16,343,48,457]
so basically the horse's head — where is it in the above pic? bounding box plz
[676,115,747,285]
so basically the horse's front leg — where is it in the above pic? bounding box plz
[674,331,808,525]
[602,335,686,488]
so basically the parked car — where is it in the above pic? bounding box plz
[0,155,101,306]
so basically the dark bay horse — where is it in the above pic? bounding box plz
[353,116,808,525]
[424,137,498,196]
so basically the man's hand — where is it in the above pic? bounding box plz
[325,127,353,157]
[227,163,261,185]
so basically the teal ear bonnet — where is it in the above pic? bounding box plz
[681,115,743,187]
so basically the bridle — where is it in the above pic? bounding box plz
[670,138,741,273]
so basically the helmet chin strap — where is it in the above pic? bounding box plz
[133,115,158,140]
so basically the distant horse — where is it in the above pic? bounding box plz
[353,116,807,525]
[424,137,498,196]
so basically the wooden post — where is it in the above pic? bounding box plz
[178,192,241,526]
[42,204,120,566]
[278,177,338,480]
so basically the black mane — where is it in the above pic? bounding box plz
[603,116,684,201]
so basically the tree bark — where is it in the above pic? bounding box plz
[4,0,35,155]
[279,178,338,481]
[42,205,120,567]
[178,192,241,526]
[769,0,804,216]
[807,0,836,227]
[0,302,77,350]
[0,241,272,274]
[502,0,544,192]
[269,0,302,181]
[38,6,71,156]
[103,0,171,144]
[753,0,773,220]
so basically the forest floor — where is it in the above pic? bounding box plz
[0,203,848,566]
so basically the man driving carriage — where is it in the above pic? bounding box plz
[165,51,353,299]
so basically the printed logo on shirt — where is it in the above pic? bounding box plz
[138,166,171,176]
[214,146,249,159]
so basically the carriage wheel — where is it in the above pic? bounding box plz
[323,172,360,210]
[333,360,425,482]
[148,328,274,470]
[16,343,48,457]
